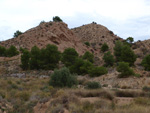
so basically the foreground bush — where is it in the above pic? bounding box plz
[117,62,135,78]
[89,66,108,77]
[86,81,101,89]
[49,67,78,88]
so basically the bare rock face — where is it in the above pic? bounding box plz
[0,22,90,55]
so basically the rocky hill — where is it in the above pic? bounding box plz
[72,22,123,52]
[0,22,90,55]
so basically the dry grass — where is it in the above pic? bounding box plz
[1,76,150,113]
[73,89,114,100]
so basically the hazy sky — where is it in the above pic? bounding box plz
[0,0,150,41]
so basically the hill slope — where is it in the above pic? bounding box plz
[72,22,123,51]
[0,22,89,55]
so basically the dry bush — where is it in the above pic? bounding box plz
[135,97,150,106]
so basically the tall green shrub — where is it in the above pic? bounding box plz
[29,46,41,70]
[70,58,93,75]
[114,41,123,62]
[40,44,61,70]
[121,45,136,66]
[141,54,150,71]
[117,62,135,78]
[103,51,114,66]
[21,49,30,70]
[62,48,78,67]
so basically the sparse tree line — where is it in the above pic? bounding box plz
[1,29,150,87]
[0,36,149,78]
[20,45,108,77]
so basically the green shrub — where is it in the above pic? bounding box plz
[62,48,78,67]
[101,43,109,52]
[117,62,135,78]
[29,46,41,70]
[14,30,23,37]
[114,41,136,66]
[103,51,114,66]
[70,58,93,75]
[20,44,61,70]
[121,45,136,66]
[82,51,94,63]
[49,67,78,88]
[21,49,30,70]
[141,54,150,71]
[114,41,123,62]
[84,42,90,46]
[39,44,61,70]
[89,66,108,77]
[5,45,19,57]
[53,16,63,22]
[0,45,6,56]
[86,81,101,89]
[125,37,134,44]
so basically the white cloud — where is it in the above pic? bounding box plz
[0,0,150,41]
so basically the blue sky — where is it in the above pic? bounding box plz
[0,0,150,41]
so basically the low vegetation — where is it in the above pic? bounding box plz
[84,41,90,46]
[101,43,109,52]
[86,81,101,89]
